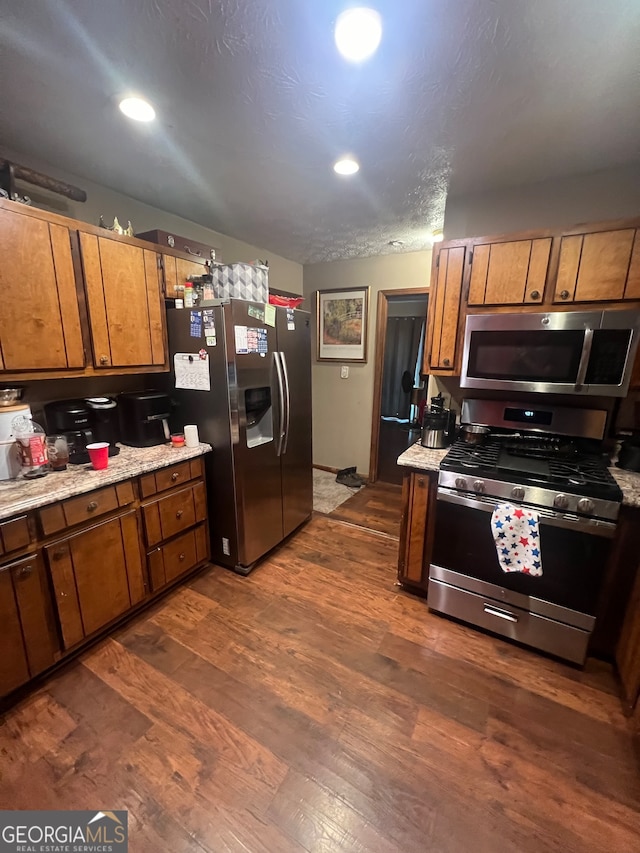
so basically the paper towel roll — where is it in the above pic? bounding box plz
[184,424,199,448]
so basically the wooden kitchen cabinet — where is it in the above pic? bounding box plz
[554,227,640,304]
[398,470,438,590]
[0,204,84,372]
[467,237,551,306]
[0,552,59,696]
[616,558,640,714]
[161,252,209,298]
[424,246,466,373]
[45,509,145,649]
[78,231,166,369]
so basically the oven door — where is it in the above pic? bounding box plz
[431,489,615,619]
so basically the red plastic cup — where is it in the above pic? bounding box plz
[86,442,109,470]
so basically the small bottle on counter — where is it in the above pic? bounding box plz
[184,282,194,307]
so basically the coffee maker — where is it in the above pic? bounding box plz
[44,398,120,464]
[85,397,120,446]
[420,393,457,449]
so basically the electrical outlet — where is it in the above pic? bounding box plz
[340,365,349,379]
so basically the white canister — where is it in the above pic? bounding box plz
[184,424,199,447]
[0,439,21,480]
[0,404,31,442]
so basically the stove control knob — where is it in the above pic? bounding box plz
[473,480,485,493]
[554,493,570,510]
[577,497,594,515]
[511,486,525,501]
[455,477,467,489]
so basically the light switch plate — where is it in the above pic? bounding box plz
[340,365,349,379]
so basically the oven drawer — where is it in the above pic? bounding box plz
[427,576,590,664]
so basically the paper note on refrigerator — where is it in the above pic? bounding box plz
[174,353,210,391]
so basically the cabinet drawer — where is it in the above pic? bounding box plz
[148,523,210,592]
[140,459,204,497]
[143,482,206,547]
[40,481,135,535]
[0,514,34,556]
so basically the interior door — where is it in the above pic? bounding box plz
[277,307,313,537]
[227,300,284,567]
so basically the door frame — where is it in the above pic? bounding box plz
[368,287,429,483]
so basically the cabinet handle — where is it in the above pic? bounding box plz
[560,290,570,300]
[179,552,186,561]
[530,290,540,299]
[184,245,202,257]
[443,358,451,367]
[417,478,425,487]
[176,510,184,519]
[171,472,179,481]
[16,565,33,578]
[99,355,109,365]
[52,549,66,561]
[87,501,98,512]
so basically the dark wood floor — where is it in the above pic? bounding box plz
[1,501,639,851]
[328,480,403,538]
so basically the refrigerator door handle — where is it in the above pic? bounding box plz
[274,351,286,457]
[280,351,291,454]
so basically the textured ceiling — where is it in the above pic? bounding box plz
[0,0,639,263]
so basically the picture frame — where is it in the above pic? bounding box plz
[316,287,370,363]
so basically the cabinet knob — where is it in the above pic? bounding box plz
[16,565,33,578]
[100,355,109,365]
[443,358,451,367]
[53,549,66,560]
[179,552,186,562]
[176,509,184,519]
[87,501,98,512]
[171,472,179,481]
[560,290,570,300]
[530,290,540,300]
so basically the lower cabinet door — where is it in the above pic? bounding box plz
[148,523,210,592]
[46,511,144,648]
[0,552,59,697]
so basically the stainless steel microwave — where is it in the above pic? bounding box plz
[460,310,640,397]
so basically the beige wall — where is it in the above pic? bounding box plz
[444,163,640,239]
[303,251,432,476]
[1,146,303,294]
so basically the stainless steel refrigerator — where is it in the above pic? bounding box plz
[166,299,313,574]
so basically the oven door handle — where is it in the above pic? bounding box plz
[574,327,594,391]
[436,488,616,538]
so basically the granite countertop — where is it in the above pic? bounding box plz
[397,440,640,509]
[0,442,212,521]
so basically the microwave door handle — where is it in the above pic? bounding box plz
[574,328,594,391]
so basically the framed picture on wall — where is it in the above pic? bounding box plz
[316,287,370,362]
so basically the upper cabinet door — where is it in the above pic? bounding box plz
[468,238,551,306]
[425,246,466,373]
[79,233,166,368]
[0,207,84,372]
[162,254,208,298]
[554,228,640,303]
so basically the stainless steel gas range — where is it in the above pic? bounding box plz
[428,399,622,664]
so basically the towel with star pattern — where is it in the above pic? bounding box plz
[491,502,542,576]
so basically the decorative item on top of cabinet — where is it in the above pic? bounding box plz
[467,237,552,306]
[424,246,466,374]
[0,551,59,697]
[78,230,166,369]
[0,204,84,372]
[554,227,640,303]
[397,470,438,590]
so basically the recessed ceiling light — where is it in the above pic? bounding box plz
[431,229,444,242]
[335,8,382,62]
[118,96,156,122]
[388,240,404,248]
[334,157,360,176]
